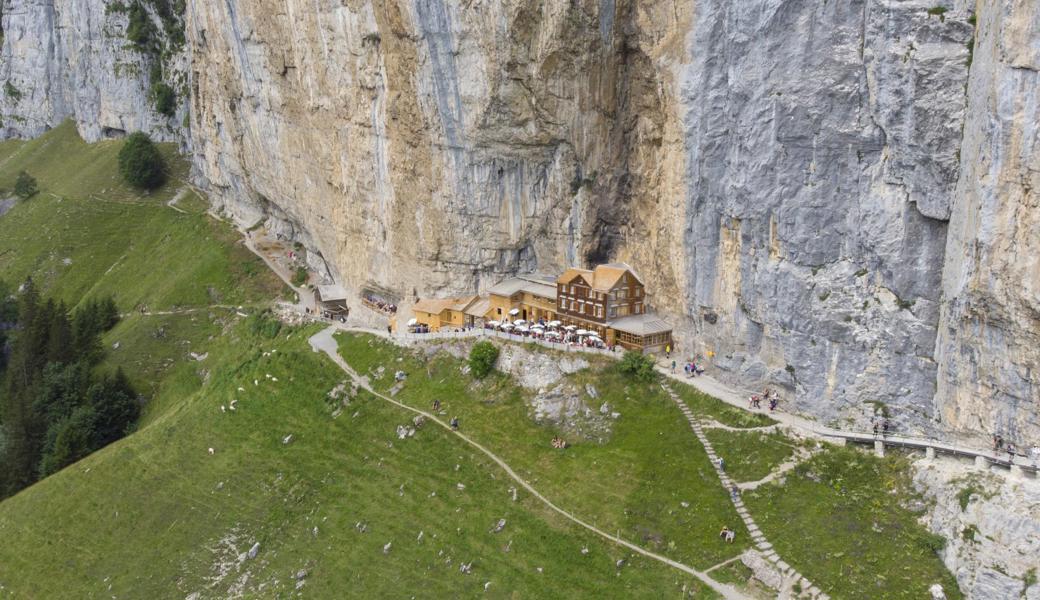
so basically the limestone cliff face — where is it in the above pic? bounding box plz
[935,0,1040,446]
[0,0,188,142]
[1,0,1037,444]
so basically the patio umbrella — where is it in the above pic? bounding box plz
[487,320,500,327]
[576,329,590,336]
[514,319,527,325]
[564,325,577,331]
[548,320,561,327]
[501,323,514,330]
[406,318,418,326]
[509,308,520,316]
[516,325,530,333]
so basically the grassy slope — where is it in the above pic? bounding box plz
[0,120,279,312]
[704,429,798,483]
[0,323,720,598]
[745,447,963,600]
[336,333,750,571]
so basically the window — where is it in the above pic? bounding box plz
[497,308,502,315]
[595,306,603,318]
[618,288,628,300]
[618,305,630,317]
[608,307,617,318]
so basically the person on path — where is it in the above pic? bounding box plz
[387,325,392,335]
[432,399,441,412]
[671,360,676,373]
[872,420,879,438]
[882,418,891,437]
[450,416,459,430]
[730,485,739,500]
[718,457,725,472]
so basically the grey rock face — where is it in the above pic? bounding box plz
[673,0,972,435]
[0,0,188,143]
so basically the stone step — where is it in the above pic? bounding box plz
[776,560,789,572]
[766,553,780,563]
[756,541,771,550]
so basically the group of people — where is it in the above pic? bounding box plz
[551,436,568,449]
[872,417,893,438]
[992,435,1040,465]
[431,399,460,431]
[679,360,705,377]
[718,526,736,543]
[364,294,397,314]
[748,388,780,411]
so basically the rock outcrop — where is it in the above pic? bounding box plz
[0,0,188,142]
[914,458,1040,600]
[0,0,1037,444]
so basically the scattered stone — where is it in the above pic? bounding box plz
[610,412,621,419]
[383,542,392,554]
[929,584,946,600]
[394,370,407,381]
[282,434,294,445]
[294,580,305,591]
[312,526,318,537]
[484,582,492,591]
[247,542,260,559]
[215,481,224,490]
[491,519,506,533]
[680,501,690,508]
[585,384,599,399]
[190,352,208,361]
[417,530,424,541]
[355,522,368,533]
[616,559,625,569]
[112,341,121,350]
[294,569,308,580]
[208,447,215,455]
[599,402,610,415]
[581,546,589,555]
[459,562,473,574]
[456,482,466,491]
[412,415,426,428]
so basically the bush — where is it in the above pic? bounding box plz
[14,171,38,199]
[248,311,282,339]
[617,350,656,382]
[292,267,309,287]
[126,2,157,50]
[151,82,176,117]
[117,132,166,190]
[468,341,500,379]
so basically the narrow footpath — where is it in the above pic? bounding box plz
[308,326,750,600]
[662,383,828,600]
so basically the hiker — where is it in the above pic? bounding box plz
[684,363,691,376]
[387,325,392,335]
[872,420,879,438]
[730,485,739,500]
[719,526,731,541]
[1006,443,1016,460]
[671,360,676,373]
[450,416,459,430]
[748,395,756,409]
[882,418,891,437]
[666,345,671,359]
[432,399,441,411]
[718,457,725,472]
[769,397,778,412]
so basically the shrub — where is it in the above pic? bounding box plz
[151,82,176,117]
[4,81,21,101]
[126,2,157,50]
[292,267,309,287]
[14,171,38,199]
[468,341,500,379]
[117,132,166,189]
[617,350,656,382]
[248,311,283,339]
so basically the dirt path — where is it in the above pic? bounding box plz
[308,325,751,600]
[166,187,189,214]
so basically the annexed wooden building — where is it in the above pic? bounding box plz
[314,284,350,317]
[411,296,480,332]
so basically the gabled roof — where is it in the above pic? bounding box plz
[413,295,477,316]
[487,275,556,299]
[316,284,349,302]
[608,313,671,336]
[558,263,642,292]
[463,297,492,318]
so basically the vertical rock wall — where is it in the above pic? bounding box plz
[935,0,1040,443]
[0,0,187,142]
